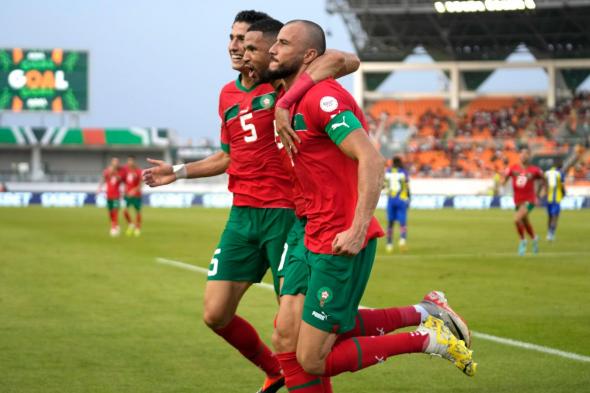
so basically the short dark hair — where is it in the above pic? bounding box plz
[247,18,284,39]
[234,10,270,25]
[286,19,326,55]
[393,156,403,168]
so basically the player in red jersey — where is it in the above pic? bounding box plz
[98,157,124,237]
[143,12,364,393]
[243,20,473,393]
[263,21,476,392]
[122,155,143,237]
[503,147,546,256]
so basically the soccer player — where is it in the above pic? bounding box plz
[122,155,143,237]
[243,18,473,393]
[542,145,584,241]
[384,155,410,252]
[265,20,476,392]
[98,157,124,237]
[544,163,565,241]
[144,11,365,393]
[503,147,545,256]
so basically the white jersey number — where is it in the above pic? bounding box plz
[208,248,221,277]
[241,113,258,143]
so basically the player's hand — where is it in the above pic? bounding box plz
[143,158,176,187]
[275,106,300,157]
[332,227,366,257]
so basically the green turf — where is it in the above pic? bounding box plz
[0,207,588,392]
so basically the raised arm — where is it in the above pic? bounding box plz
[332,129,386,256]
[305,49,360,82]
[143,151,230,187]
[274,50,360,156]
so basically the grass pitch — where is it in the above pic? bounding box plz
[1,207,589,393]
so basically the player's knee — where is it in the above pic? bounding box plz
[296,351,325,375]
[202,306,233,330]
[272,319,297,353]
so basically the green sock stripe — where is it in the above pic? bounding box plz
[288,378,322,392]
[352,337,363,370]
[356,312,366,336]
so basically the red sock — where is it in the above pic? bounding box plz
[123,209,131,224]
[324,332,427,377]
[109,210,118,228]
[135,212,142,229]
[214,315,281,377]
[515,222,525,239]
[337,307,421,343]
[523,220,535,238]
[276,352,324,393]
[321,377,332,393]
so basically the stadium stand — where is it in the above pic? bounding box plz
[367,92,590,182]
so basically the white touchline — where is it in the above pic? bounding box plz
[156,257,590,364]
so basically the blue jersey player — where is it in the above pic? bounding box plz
[544,165,566,241]
[384,156,410,252]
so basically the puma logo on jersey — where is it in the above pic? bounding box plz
[331,117,349,130]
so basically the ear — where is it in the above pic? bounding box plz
[302,48,319,65]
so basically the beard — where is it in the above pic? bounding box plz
[266,57,302,81]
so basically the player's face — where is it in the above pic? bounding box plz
[243,31,274,83]
[228,22,250,71]
[268,24,304,79]
[110,158,119,169]
[127,157,135,168]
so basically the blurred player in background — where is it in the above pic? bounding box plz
[384,155,410,252]
[543,163,565,241]
[503,147,545,256]
[98,157,124,237]
[122,156,143,237]
[542,145,584,241]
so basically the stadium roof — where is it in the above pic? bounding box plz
[327,0,590,61]
[327,0,590,89]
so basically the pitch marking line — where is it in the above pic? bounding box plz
[156,257,590,363]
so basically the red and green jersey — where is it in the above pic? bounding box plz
[103,167,123,200]
[218,77,293,208]
[504,164,544,205]
[289,78,384,254]
[275,88,307,218]
[122,166,142,197]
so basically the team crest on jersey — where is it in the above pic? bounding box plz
[261,94,275,109]
[320,96,338,112]
[317,287,333,307]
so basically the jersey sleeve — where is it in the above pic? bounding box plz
[305,86,364,145]
[218,92,230,154]
[503,166,513,178]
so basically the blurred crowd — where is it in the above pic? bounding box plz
[367,92,590,183]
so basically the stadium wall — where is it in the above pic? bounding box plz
[2,179,589,209]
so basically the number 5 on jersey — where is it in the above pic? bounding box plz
[240,113,257,143]
[208,248,221,277]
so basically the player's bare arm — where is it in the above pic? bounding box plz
[143,151,230,187]
[275,50,360,157]
[332,130,386,256]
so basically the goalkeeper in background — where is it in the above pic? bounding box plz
[384,156,410,252]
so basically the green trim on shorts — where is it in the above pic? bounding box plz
[206,206,295,295]
[106,199,120,210]
[515,202,535,213]
[302,238,377,334]
[325,110,362,145]
[124,196,142,210]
